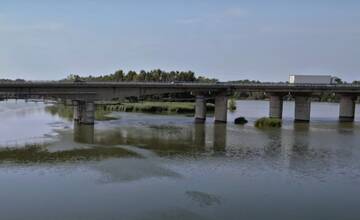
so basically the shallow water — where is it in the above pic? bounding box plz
[0,100,360,220]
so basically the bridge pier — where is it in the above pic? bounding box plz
[195,95,207,123]
[294,94,311,122]
[73,100,95,125]
[269,93,284,119]
[214,94,228,123]
[73,101,81,122]
[339,94,357,122]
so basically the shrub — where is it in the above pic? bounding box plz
[228,98,237,111]
[234,117,248,125]
[255,117,282,128]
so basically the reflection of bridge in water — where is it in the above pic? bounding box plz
[74,122,228,153]
[0,120,357,178]
[71,121,358,176]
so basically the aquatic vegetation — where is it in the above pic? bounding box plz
[228,98,237,111]
[255,117,282,128]
[104,102,215,114]
[148,124,183,131]
[45,104,118,121]
[0,144,138,164]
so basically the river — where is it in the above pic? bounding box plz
[0,100,360,220]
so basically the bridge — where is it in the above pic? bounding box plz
[1,82,360,124]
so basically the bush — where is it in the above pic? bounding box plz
[255,117,282,128]
[234,117,248,125]
[228,98,237,111]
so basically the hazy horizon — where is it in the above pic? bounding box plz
[1,0,359,82]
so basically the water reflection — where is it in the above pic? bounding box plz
[263,129,282,158]
[213,123,227,152]
[289,123,336,178]
[74,123,95,144]
[337,121,355,135]
[2,101,360,220]
[292,123,310,153]
[193,123,206,148]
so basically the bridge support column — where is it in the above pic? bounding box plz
[73,100,95,125]
[269,93,284,119]
[73,101,81,122]
[214,94,228,123]
[195,95,207,123]
[294,94,311,122]
[339,94,357,122]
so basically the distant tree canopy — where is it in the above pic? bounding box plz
[63,69,218,83]
[0,78,26,82]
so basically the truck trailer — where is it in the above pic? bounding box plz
[289,75,335,84]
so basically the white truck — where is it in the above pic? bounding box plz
[289,75,336,84]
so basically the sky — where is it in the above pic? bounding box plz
[0,0,359,82]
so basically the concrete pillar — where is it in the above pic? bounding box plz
[214,94,228,123]
[195,95,207,123]
[294,94,311,122]
[269,94,284,119]
[339,95,357,122]
[74,100,95,124]
[73,100,81,121]
[80,101,95,125]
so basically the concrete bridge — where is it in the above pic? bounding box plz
[1,82,360,124]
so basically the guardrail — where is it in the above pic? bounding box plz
[1,81,360,89]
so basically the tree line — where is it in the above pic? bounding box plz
[62,69,218,83]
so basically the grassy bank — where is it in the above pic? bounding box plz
[101,102,215,114]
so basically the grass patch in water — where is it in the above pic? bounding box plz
[255,117,282,128]
[104,102,214,114]
[46,105,118,121]
[0,144,138,163]
[148,124,183,132]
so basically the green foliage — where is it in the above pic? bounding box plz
[255,117,282,128]
[63,69,218,83]
[45,104,117,121]
[228,98,237,111]
[103,102,215,114]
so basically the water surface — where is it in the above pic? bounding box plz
[0,100,360,220]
